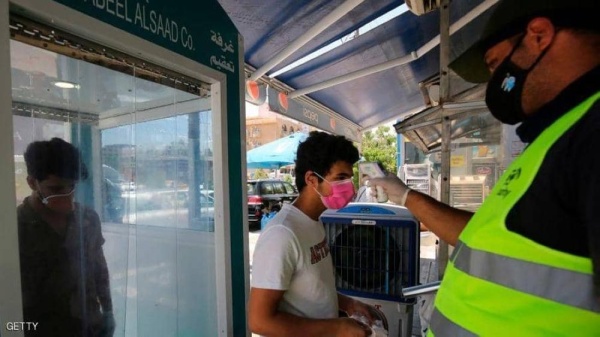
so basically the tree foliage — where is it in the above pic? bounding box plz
[361,126,397,174]
[253,169,269,179]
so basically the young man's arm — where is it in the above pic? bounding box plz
[90,210,113,313]
[249,223,370,337]
[248,288,369,337]
[89,210,116,336]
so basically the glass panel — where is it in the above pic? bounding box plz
[448,113,503,212]
[400,108,499,153]
[272,182,285,194]
[403,140,427,165]
[283,182,295,194]
[247,182,256,195]
[11,35,217,337]
[260,182,274,194]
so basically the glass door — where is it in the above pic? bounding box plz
[10,22,218,336]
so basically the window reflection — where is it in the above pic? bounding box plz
[18,138,114,337]
[400,111,526,212]
[11,32,217,337]
[447,115,504,212]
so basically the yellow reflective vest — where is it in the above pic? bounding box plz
[429,93,600,336]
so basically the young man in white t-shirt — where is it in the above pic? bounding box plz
[249,131,375,337]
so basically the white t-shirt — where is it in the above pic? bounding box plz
[251,203,338,319]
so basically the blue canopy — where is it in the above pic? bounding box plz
[218,0,492,130]
[247,132,308,169]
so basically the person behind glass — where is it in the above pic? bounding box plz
[369,0,600,335]
[248,131,375,337]
[18,138,115,337]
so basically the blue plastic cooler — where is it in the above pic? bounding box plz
[320,202,420,303]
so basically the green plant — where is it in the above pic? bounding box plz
[360,126,397,175]
[253,169,269,179]
[283,174,293,184]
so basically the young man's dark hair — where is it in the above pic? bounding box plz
[294,131,359,191]
[24,137,88,181]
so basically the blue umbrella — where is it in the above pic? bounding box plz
[247,132,308,169]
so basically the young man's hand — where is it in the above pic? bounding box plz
[339,295,375,324]
[335,317,371,337]
[347,299,376,324]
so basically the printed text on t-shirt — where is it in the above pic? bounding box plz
[310,238,330,264]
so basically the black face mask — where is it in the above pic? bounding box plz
[485,35,550,125]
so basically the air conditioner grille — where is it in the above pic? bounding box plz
[325,223,416,302]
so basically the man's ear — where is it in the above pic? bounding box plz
[526,17,557,53]
[305,171,318,189]
[26,176,37,191]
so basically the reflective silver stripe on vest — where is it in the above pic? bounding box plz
[452,240,600,313]
[430,307,477,337]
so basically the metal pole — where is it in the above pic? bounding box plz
[442,100,487,110]
[438,0,451,279]
[289,52,417,98]
[188,112,201,227]
[402,281,442,298]
[396,131,403,173]
[249,0,364,81]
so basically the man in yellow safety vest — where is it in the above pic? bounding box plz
[370,0,600,335]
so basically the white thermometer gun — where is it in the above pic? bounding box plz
[358,162,388,203]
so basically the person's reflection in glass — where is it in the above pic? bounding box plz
[18,138,115,337]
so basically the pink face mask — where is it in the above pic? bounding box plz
[313,172,355,209]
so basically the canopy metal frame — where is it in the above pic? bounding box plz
[235,0,500,131]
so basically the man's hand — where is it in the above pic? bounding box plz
[347,299,376,324]
[368,175,411,206]
[100,311,116,337]
[335,317,372,337]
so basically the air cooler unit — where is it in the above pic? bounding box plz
[402,163,432,197]
[450,175,487,212]
[321,203,420,337]
[406,0,441,16]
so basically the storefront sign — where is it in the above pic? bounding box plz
[53,0,239,76]
[245,80,267,105]
[267,87,360,142]
[451,155,465,167]
[474,166,492,175]
[472,164,497,188]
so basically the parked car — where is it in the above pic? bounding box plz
[103,177,125,223]
[200,189,215,199]
[102,165,125,223]
[247,179,298,229]
[120,181,136,192]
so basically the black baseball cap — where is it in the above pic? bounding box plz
[450,0,600,83]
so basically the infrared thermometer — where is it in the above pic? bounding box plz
[358,162,388,203]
